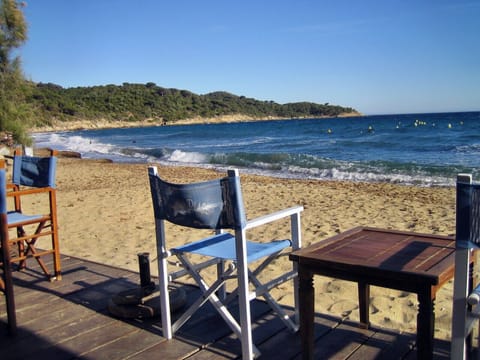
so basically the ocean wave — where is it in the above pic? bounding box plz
[168,149,207,163]
[32,131,459,186]
[284,165,454,186]
[33,132,145,162]
[32,112,480,187]
[34,133,115,154]
[455,143,480,153]
[152,150,459,186]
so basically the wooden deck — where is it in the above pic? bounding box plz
[1,255,451,359]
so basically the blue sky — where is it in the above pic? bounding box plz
[20,0,480,115]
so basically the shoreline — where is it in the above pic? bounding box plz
[29,111,362,133]
[44,156,456,340]
[32,145,456,189]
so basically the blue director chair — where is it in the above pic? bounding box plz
[6,149,61,280]
[451,174,480,359]
[148,166,303,359]
[0,159,17,335]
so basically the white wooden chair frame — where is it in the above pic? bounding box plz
[149,166,303,359]
[451,173,480,359]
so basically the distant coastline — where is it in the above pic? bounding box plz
[27,83,361,133]
[30,111,362,133]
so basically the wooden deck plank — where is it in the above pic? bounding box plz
[14,300,98,333]
[186,349,238,360]
[53,321,140,356]
[9,291,64,319]
[126,337,201,360]
[175,296,273,345]
[346,326,415,359]
[12,320,138,360]
[79,328,166,360]
[259,313,341,359]
[188,309,295,359]
[11,256,138,299]
[1,254,454,359]
[309,322,375,359]
[0,310,118,359]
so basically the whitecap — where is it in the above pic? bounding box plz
[167,150,207,164]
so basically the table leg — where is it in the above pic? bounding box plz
[299,267,314,360]
[358,281,370,329]
[417,287,434,360]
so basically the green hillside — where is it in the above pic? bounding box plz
[28,82,359,127]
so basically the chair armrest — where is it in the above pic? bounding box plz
[245,205,304,230]
[6,186,54,197]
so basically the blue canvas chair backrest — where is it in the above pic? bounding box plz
[12,155,57,188]
[456,174,480,249]
[148,168,247,230]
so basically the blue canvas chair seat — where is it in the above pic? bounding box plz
[3,149,61,280]
[7,212,44,224]
[173,233,291,262]
[148,166,303,359]
[451,174,480,359]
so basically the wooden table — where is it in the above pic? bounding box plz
[289,227,456,360]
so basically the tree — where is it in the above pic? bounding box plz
[0,0,32,145]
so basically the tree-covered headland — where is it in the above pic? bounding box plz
[29,83,359,127]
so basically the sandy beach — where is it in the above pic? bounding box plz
[21,153,457,340]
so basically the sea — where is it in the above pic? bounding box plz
[32,111,480,187]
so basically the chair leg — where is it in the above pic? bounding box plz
[249,270,298,332]
[235,229,257,360]
[22,225,52,278]
[157,250,172,339]
[175,253,260,358]
[172,276,236,334]
[49,192,62,280]
[1,215,17,335]
[50,227,62,280]
[27,245,51,277]
[451,248,471,359]
[12,220,62,281]
[248,252,299,332]
[291,211,302,327]
[237,270,258,359]
[2,266,17,335]
[217,260,227,301]
[16,227,27,270]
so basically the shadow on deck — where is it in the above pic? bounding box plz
[1,255,451,359]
